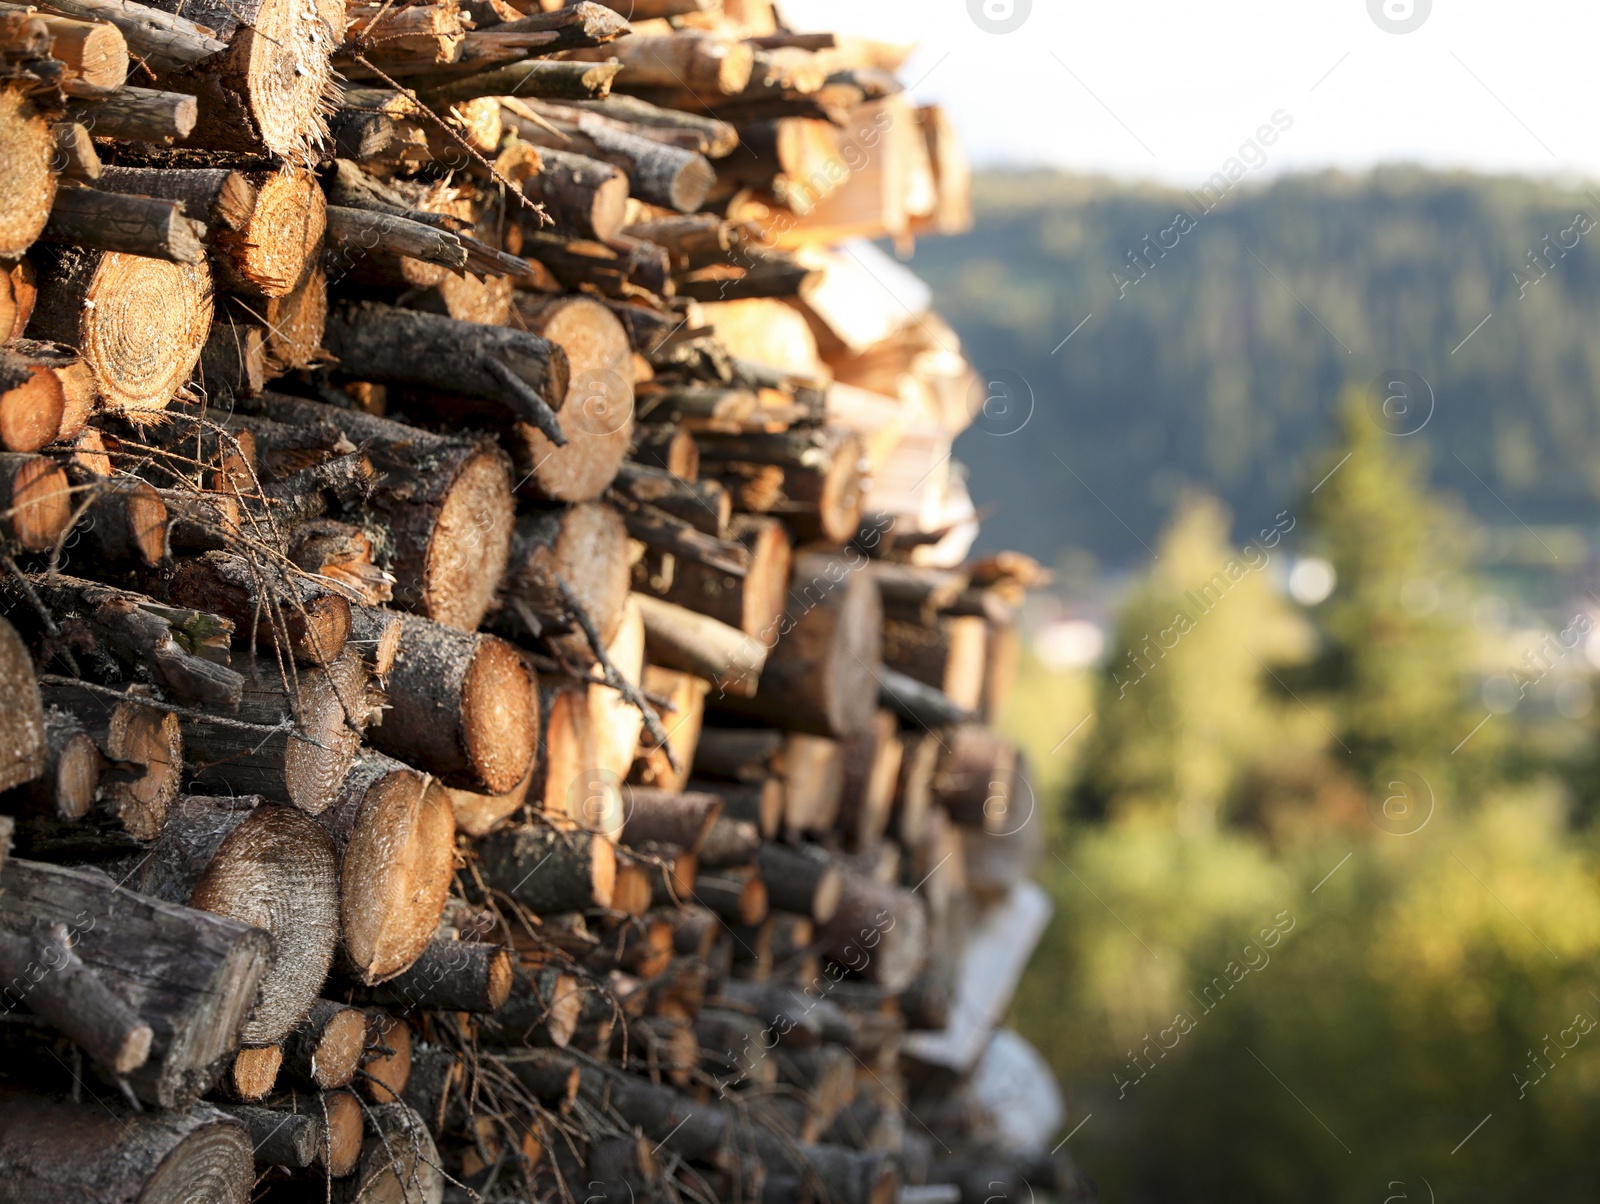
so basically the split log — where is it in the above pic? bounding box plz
[507,294,634,503]
[0,858,271,1107]
[715,551,883,738]
[649,512,791,640]
[491,501,631,655]
[0,451,72,550]
[141,0,341,160]
[244,394,517,631]
[633,592,765,698]
[124,796,341,1045]
[163,549,352,666]
[473,823,616,912]
[757,842,842,923]
[0,922,153,1075]
[37,683,180,843]
[0,85,55,258]
[322,301,569,439]
[0,1089,253,1204]
[281,998,369,1089]
[26,245,212,416]
[354,937,512,1013]
[365,613,535,794]
[218,1103,324,1168]
[2,574,242,707]
[66,84,197,141]
[180,649,370,814]
[317,751,457,985]
[0,613,44,792]
[43,186,207,264]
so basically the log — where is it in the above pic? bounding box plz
[0,1088,253,1204]
[0,343,67,452]
[347,604,403,680]
[0,858,271,1107]
[882,614,988,713]
[483,963,583,1047]
[71,472,169,568]
[66,84,197,141]
[508,294,634,503]
[281,998,368,1089]
[359,1011,411,1103]
[473,823,616,912]
[757,841,842,923]
[354,937,513,1013]
[491,501,631,655]
[931,724,1017,832]
[0,922,152,1074]
[37,683,181,842]
[179,649,370,814]
[715,551,882,738]
[415,58,620,104]
[569,32,753,94]
[517,147,628,242]
[564,93,738,157]
[196,317,266,399]
[2,705,100,830]
[37,0,227,70]
[123,796,340,1045]
[782,733,841,833]
[317,751,457,985]
[142,0,340,160]
[163,549,352,666]
[286,518,392,606]
[696,812,760,868]
[365,613,535,795]
[42,186,208,264]
[342,1102,444,1204]
[612,460,730,535]
[650,512,791,640]
[690,727,784,782]
[892,730,940,845]
[817,870,928,994]
[25,245,212,415]
[98,165,326,297]
[877,665,971,729]
[320,1088,366,1174]
[52,120,101,180]
[0,85,56,258]
[217,1103,324,1168]
[633,592,765,698]
[619,787,721,854]
[834,709,901,850]
[0,613,45,792]
[244,394,516,631]
[253,264,327,374]
[630,422,698,477]
[693,864,766,925]
[222,1043,281,1100]
[629,664,705,792]
[0,451,72,550]
[1,574,243,708]
[698,427,865,545]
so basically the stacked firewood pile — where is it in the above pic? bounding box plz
[0,0,1095,1200]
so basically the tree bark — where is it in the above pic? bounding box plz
[633,592,766,698]
[43,186,208,264]
[123,795,340,1046]
[163,550,352,667]
[0,1088,253,1204]
[25,244,213,416]
[72,471,170,568]
[715,551,882,738]
[612,460,730,535]
[317,751,457,985]
[66,84,197,141]
[180,648,371,814]
[931,724,1017,832]
[817,870,927,994]
[473,823,616,913]
[0,613,45,792]
[619,786,721,855]
[0,857,272,1108]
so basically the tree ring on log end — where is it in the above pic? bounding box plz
[0,88,55,258]
[423,446,513,631]
[459,636,535,797]
[7,457,71,550]
[282,655,365,813]
[136,1119,254,1204]
[84,252,212,413]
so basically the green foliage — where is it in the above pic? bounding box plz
[911,168,1600,568]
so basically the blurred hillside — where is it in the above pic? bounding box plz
[910,167,1600,576]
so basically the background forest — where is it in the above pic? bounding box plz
[927,170,1600,1200]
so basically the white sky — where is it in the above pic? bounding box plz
[777,0,1600,187]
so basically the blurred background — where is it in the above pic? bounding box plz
[784,1,1600,1199]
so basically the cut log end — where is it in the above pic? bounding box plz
[0,88,55,258]
[461,635,538,797]
[422,445,516,631]
[229,1043,283,1101]
[1,455,72,551]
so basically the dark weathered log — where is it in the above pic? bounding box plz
[123,796,340,1046]
[474,824,616,913]
[0,922,153,1075]
[323,301,568,440]
[882,614,988,713]
[2,705,100,829]
[180,649,370,814]
[416,58,620,104]
[366,613,535,795]
[37,683,181,843]
[0,614,45,792]
[516,147,628,242]
[161,550,353,666]
[491,501,631,656]
[281,998,369,1089]
[353,937,512,1014]
[71,471,170,568]
[196,317,266,399]
[817,870,928,994]
[931,723,1018,832]
[612,462,731,537]
[0,451,72,550]
[2,575,243,708]
[696,812,760,868]
[317,752,456,986]
[482,963,583,1048]
[217,1103,324,1168]
[716,551,883,738]
[689,777,784,839]
[66,84,197,141]
[39,0,226,69]
[286,518,393,606]
[877,665,972,729]
[690,728,785,783]
[693,864,767,925]
[0,1088,253,1204]
[343,1102,443,1204]
[43,186,208,264]
[757,842,842,924]
[619,786,721,855]
[346,605,403,680]
[0,858,271,1107]
[649,512,792,641]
